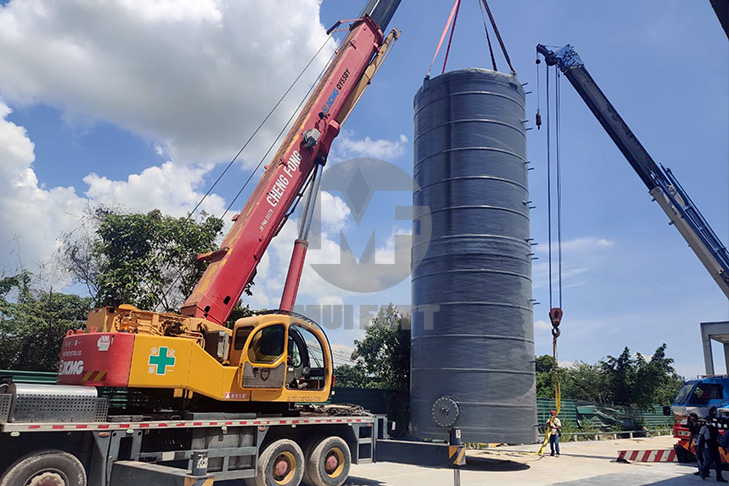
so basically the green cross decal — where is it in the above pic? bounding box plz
[149,347,176,375]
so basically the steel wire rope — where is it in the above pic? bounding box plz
[477,0,498,71]
[342,0,359,20]
[533,57,563,457]
[187,36,334,220]
[546,63,553,309]
[221,46,338,220]
[157,36,334,309]
[547,62,564,455]
[479,0,515,74]
[504,51,564,459]
[556,68,563,308]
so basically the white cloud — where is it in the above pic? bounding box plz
[83,162,225,217]
[374,228,411,265]
[331,342,355,357]
[531,236,615,290]
[531,261,590,290]
[318,191,350,232]
[0,1,340,278]
[0,101,228,278]
[0,0,333,166]
[245,191,354,311]
[332,130,408,161]
[536,236,615,254]
[0,101,85,275]
[535,319,552,331]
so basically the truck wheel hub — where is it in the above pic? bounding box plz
[274,457,289,477]
[29,472,66,486]
[325,454,339,472]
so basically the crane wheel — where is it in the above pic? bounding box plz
[303,436,351,486]
[0,449,86,486]
[247,439,304,486]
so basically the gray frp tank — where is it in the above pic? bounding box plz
[410,68,537,444]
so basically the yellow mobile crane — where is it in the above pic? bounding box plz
[0,2,403,485]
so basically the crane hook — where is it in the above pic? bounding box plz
[549,307,563,328]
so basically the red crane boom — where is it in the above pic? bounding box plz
[181,5,400,325]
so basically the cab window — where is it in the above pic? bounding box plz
[673,382,694,404]
[689,383,723,405]
[288,337,302,367]
[233,326,254,350]
[247,324,285,364]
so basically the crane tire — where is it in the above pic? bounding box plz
[0,449,86,486]
[303,436,351,486]
[246,439,304,486]
[301,437,320,486]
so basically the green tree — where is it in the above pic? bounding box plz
[535,354,557,397]
[536,344,683,408]
[332,364,370,388]
[333,304,411,390]
[601,347,637,406]
[351,304,411,391]
[633,343,683,409]
[0,272,92,371]
[63,206,225,312]
[333,304,411,438]
[561,362,611,403]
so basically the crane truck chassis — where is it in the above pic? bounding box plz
[0,379,384,486]
[0,376,466,486]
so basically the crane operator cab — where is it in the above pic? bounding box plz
[230,312,332,403]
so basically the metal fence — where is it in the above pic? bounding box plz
[536,397,673,431]
[0,371,673,435]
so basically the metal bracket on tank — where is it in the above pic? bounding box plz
[432,396,460,428]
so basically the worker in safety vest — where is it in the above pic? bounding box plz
[547,410,561,457]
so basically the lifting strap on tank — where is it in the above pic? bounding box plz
[426,0,515,77]
[477,0,498,71]
[425,0,461,79]
[440,0,462,75]
[478,0,515,74]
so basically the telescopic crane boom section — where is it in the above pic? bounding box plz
[182,2,401,325]
[536,44,729,299]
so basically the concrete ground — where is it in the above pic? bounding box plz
[346,435,715,486]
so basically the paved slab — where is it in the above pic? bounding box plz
[346,436,711,486]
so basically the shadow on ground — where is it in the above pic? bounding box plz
[552,465,706,486]
[345,477,386,485]
[461,456,530,472]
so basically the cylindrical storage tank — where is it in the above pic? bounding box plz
[410,68,536,444]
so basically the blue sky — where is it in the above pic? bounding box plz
[0,0,727,377]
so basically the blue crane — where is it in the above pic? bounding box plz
[537,44,729,300]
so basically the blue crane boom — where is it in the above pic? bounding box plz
[537,44,729,299]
